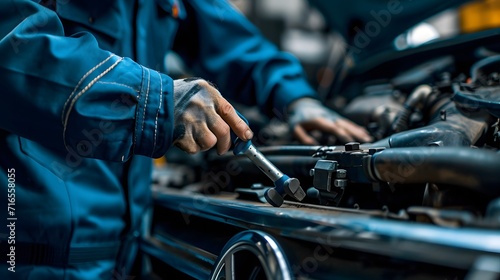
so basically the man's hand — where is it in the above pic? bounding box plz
[173,78,253,154]
[288,97,372,145]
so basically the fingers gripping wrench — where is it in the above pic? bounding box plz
[232,112,306,207]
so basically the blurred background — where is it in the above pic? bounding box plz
[231,0,500,91]
[160,0,500,165]
[166,0,500,93]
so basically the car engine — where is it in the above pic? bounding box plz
[142,1,500,279]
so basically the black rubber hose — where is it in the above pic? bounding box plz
[367,147,500,197]
[387,101,489,147]
[230,155,319,179]
[391,85,433,133]
[255,145,322,156]
[205,155,319,190]
[470,55,500,85]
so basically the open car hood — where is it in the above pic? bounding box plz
[308,0,471,56]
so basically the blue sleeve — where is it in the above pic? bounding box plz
[0,1,174,161]
[173,0,317,117]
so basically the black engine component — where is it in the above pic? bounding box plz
[149,27,500,280]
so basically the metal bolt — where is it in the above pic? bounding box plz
[334,179,347,188]
[344,142,360,151]
[336,169,347,179]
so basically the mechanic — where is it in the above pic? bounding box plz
[0,0,371,278]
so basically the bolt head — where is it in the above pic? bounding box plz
[334,179,347,188]
[264,188,284,207]
[344,142,360,151]
[336,169,347,179]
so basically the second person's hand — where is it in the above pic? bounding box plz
[287,97,373,145]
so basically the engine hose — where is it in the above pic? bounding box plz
[231,155,319,179]
[388,101,489,147]
[254,145,323,156]
[391,84,433,133]
[205,155,318,190]
[366,147,500,197]
[390,107,412,133]
[470,55,500,85]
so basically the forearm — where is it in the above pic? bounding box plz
[0,1,174,161]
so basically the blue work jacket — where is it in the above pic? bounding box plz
[0,0,315,278]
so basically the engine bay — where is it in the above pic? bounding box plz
[157,35,500,228]
[145,7,500,279]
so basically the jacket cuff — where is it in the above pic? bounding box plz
[271,77,317,120]
[133,67,174,158]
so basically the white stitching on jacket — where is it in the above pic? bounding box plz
[133,67,145,148]
[62,57,124,149]
[152,71,163,156]
[140,68,151,138]
[61,54,114,124]
[96,81,139,93]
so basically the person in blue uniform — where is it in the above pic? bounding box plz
[0,0,371,278]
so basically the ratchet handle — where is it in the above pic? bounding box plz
[231,111,305,207]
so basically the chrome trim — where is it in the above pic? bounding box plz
[210,230,292,280]
[154,188,500,269]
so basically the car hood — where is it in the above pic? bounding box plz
[308,0,470,56]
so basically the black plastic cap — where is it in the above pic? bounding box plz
[264,188,284,207]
